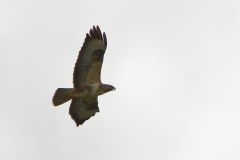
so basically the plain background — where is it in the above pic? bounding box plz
[1,0,240,159]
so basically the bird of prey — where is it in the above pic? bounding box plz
[52,26,115,126]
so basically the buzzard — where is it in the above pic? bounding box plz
[52,26,115,126]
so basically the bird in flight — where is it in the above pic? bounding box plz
[52,26,115,126]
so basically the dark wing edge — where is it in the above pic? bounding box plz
[69,98,99,126]
[73,26,107,88]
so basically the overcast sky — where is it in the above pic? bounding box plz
[1,0,240,159]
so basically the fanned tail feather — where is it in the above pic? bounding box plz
[52,88,74,106]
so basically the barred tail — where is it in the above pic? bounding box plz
[52,88,74,106]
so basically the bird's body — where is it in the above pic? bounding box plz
[72,84,99,98]
[52,26,115,126]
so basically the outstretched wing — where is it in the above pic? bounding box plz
[73,26,107,87]
[69,98,99,126]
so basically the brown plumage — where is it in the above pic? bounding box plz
[52,26,115,126]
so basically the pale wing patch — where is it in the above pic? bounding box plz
[73,40,106,87]
[82,55,103,84]
[69,98,99,126]
[76,105,99,120]
[81,40,106,62]
[84,40,106,54]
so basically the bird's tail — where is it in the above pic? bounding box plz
[52,88,74,106]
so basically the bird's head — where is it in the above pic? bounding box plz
[102,84,116,93]
[107,84,116,92]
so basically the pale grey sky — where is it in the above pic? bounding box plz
[1,0,240,159]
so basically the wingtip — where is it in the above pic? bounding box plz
[103,32,107,47]
[74,118,90,127]
[88,25,107,47]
